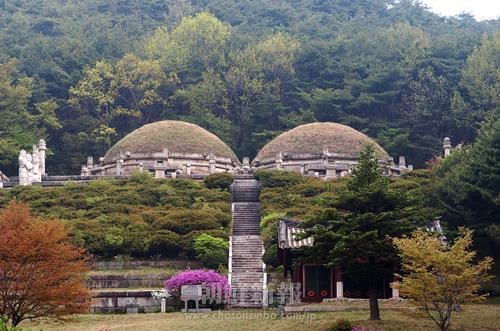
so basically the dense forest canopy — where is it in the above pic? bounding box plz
[0,0,498,174]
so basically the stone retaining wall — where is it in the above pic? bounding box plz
[91,290,175,314]
[91,260,201,270]
[88,274,170,289]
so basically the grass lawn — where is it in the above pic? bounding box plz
[20,300,500,331]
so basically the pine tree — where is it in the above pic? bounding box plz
[303,144,420,320]
[434,109,500,261]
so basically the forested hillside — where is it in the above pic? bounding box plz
[0,0,498,174]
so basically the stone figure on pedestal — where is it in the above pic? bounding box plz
[18,149,33,186]
[32,145,41,182]
[17,139,48,186]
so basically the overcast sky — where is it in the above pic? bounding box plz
[418,0,500,20]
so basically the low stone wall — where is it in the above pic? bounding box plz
[88,274,172,289]
[91,260,202,270]
[91,290,174,314]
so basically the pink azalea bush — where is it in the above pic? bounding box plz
[164,269,229,295]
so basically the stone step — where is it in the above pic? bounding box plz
[231,260,262,263]
[232,246,261,249]
[233,233,260,236]
[231,257,262,260]
[232,233,260,235]
[232,255,262,258]
[231,274,263,277]
[229,176,264,308]
[232,256,263,259]
[231,242,262,244]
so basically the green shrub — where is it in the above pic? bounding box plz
[148,230,182,257]
[198,250,227,269]
[260,212,285,247]
[293,180,329,197]
[128,170,154,184]
[204,173,234,191]
[194,233,229,256]
[0,315,24,331]
[254,170,302,188]
[153,217,219,235]
[169,179,202,190]
[194,234,228,268]
[330,318,353,331]
[263,244,279,268]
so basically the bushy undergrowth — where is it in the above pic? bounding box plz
[0,177,231,258]
[194,234,229,269]
[0,170,428,259]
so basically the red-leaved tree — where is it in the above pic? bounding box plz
[0,202,90,326]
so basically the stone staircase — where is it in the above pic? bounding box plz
[232,203,261,235]
[229,175,267,308]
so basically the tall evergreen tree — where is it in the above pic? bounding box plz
[434,110,500,262]
[302,144,422,320]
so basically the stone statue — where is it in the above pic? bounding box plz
[81,165,90,176]
[443,137,452,158]
[0,170,8,188]
[32,145,41,182]
[18,149,33,186]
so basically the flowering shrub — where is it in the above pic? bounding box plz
[164,269,229,295]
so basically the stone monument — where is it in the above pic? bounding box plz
[32,144,41,182]
[18,149,33,186]
[17,139,47,186]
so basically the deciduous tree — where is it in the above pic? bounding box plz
[0,202,90,327]
[393,228,492,331]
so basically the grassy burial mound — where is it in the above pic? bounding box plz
[104,120,239,163]
[254,122,390,162]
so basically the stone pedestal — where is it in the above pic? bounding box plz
[325,165,337,179]
[392,287,400,299]
[335,268,343,298]
[38,139,47,175]
[275,152,283,170]
[154,167,166,179]
[116,159,124,175]
[336,282,344,298]
[19,168,29,186]
[161,298,166,313]
[207,153,217,174]
[399,156,406,169]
